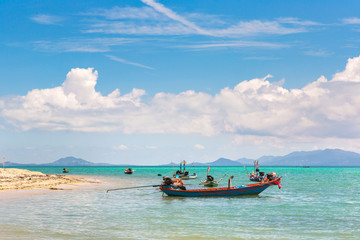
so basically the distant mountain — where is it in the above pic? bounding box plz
[4,161,35,166]
[262,149,360,166]
[166,149,360,167]
[44,156,112,166]
[207,158,243,166]
[5,156,113,167]
[4,149,360,167]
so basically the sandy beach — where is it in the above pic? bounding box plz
[0,168,90,192]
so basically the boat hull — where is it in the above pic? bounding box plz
[160,182,274,197]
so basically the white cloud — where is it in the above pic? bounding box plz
[211,20,305,36]
[141,0,211,36]
[105,55,154,70]
[2,56,360,142]
[342,17,360,24]
[31,14,63,25]
[83,6,161,20]
[194,144,205,149]
[83,3,310,37]
[277,17,321,26]
[114,145,128,150]
[33,38,133,53]
[332,56,360,82]
[182,41,289,50]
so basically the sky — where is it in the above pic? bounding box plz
[1,0,360,165]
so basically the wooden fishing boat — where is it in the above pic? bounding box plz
[160,179,281,197]
[179,173,197,180]
[173,160,197,179]
[124,168,134,174]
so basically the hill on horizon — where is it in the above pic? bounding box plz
[4,148,360,167]
[5,156,113,167]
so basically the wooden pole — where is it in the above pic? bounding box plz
[106,184,161,193]
[3,156,4,168]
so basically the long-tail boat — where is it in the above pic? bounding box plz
[173,160,197,180]
[160,177,281,197]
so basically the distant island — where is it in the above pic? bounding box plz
[5,149,360,167]
[5,156,113,167]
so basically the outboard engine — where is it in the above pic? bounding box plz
[206,175,214,181]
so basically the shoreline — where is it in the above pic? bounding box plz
[0,168,102,200]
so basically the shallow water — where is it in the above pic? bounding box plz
[0,166,359,239]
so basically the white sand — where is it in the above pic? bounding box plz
[0,168,90,192]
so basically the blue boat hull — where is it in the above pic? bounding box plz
[160,182,273,197]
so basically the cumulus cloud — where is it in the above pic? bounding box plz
[2,56,360,141]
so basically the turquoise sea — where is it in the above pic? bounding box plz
[0,166,359,239]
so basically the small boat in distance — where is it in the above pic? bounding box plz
[124,168,134,174]
[62,168,69,173]
[173,160,197,180]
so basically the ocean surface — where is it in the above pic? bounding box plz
[0,166,359,239]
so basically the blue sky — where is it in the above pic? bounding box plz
[1,0,360,165]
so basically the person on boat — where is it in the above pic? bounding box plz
[162,176,173,185]
[173,178,184,186]
[207,175,214,181]
[255,160,260,173]
[162,176,186,190]
[228,175,234,189]
[199,175,214,185]
[173,178,186,190]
